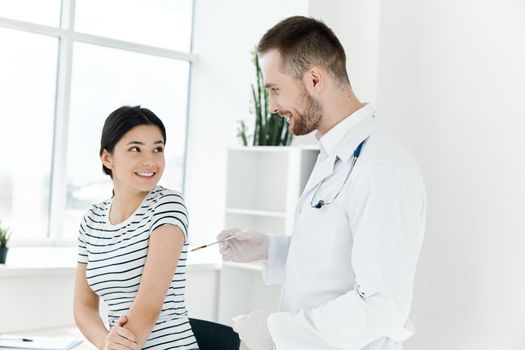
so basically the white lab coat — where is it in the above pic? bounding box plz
[263,104,426,350]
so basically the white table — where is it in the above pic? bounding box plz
[0,326,96,350]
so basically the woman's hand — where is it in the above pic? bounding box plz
[101,316,138,350]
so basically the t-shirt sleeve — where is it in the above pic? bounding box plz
[77,213,89,264]
[151,192,189,239]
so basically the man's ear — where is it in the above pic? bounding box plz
[100,149,112,170]
[304,66,324,94]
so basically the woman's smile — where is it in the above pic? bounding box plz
[135,171,156,178]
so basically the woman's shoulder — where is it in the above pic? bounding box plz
[79,199,110,231]
[84,198,110,220]
[149,186,186,207]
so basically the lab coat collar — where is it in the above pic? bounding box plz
[301,103,380,196]
[316,103,375,162]
[334,104,381,162]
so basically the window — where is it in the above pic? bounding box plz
[0,0,195,244]
[64,43,190,239]
[0,0,61,27]
[75,0,193,51]
[0,28,58,240]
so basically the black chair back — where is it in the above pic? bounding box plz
[189,318,241,350]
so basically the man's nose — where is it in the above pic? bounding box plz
[269,99,279,115]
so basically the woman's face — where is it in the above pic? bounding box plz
[101,124,165,194]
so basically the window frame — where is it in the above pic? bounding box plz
[0,0,196,246]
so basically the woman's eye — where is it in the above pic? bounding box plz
[154,147,164,153]
[129,146,140,152]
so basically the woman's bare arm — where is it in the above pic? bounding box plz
[120,224,185,348]
[74,263,138,350]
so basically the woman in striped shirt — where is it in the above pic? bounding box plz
[74,106,198,350]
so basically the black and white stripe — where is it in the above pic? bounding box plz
[78,186,198,349]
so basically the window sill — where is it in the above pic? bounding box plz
[0,247,223,277]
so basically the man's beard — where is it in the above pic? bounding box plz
[289,84,323,136]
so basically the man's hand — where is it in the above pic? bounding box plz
[100,316,138,350]
[232,310,274,350]
[217,229,269,262]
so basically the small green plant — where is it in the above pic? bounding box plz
[237,49,293,146]
[0,221,11,248]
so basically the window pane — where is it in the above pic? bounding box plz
[0,28,58,240]
[64,42,189,239]
[75,0,193,51]
[0,0,61,27]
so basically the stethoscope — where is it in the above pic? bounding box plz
[310,138,367,209]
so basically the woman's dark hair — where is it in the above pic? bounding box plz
[100,105,166,178]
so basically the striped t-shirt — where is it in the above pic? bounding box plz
[78,186,199,350]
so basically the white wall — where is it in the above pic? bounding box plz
[308,0,381,105]
[0,271,76,331]
[184,0,309,244]
[0,267,218,332]
[375,0,525,349]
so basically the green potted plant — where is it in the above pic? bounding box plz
[0,221,11,264]
[237,50,292,146]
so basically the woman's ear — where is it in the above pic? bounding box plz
[100,149,113,170]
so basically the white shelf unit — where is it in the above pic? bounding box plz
[224,146,318,236]
[218,146,319,327]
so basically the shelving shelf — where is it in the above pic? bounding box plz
[223,261,264,272]
[225,208,287,218]
[217,146,319,329]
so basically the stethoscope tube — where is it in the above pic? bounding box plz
[311,138,367,209]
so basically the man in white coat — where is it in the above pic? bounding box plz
[217,16,426,350]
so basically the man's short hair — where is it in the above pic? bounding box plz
[257,16,349,85]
